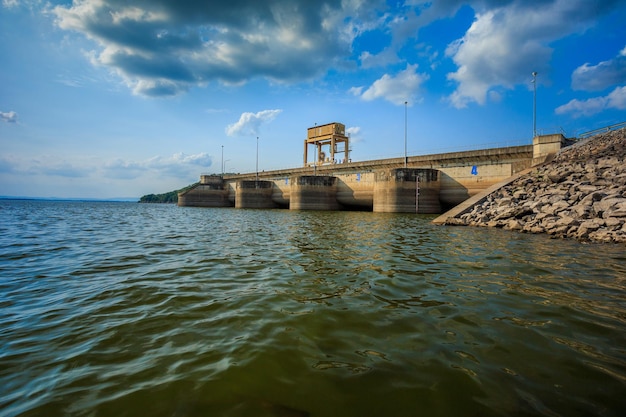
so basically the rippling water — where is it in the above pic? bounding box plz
[1,200,625,417]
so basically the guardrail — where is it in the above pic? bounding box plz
[577,121,626,139]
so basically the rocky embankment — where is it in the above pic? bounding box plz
[444,128,626,244]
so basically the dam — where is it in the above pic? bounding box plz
[178,122,568,214]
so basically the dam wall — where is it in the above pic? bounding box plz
[178,137,565,212]
[335,171,375,209]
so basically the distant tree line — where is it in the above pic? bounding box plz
[139,182,198,203]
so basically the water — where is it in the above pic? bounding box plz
[1,200,625,417]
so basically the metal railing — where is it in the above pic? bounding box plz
[577,121,626,139]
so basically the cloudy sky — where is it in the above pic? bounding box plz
[1,0,625,199]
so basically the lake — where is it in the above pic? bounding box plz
[1,200,625,417]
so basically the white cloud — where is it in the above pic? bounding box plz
[446,6,547,108]
[348,86,363,96]
[445,0,620,108]
[571,46,626,91]
[346,126,363,143]
[353,64,428,105]
[104,152,212,179]
[2,0,19,8]
[2,152,211,180]
[555,86,626,118]
[0,152,211,198]
[102,159,145,180]
[226,109,282,137]
[1,111,17,123]
[12,156,93,178]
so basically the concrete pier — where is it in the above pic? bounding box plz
[177,175,231,207]
[373,168,440,213]
[290,176,340,211]
[235,180,277,209]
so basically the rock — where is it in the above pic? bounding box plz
[605,207,626,218]
[571,203,592,219]
[493,206,534,221]
[550,200,571,214]
[605,218,624,229]
[577,218,604,237]
[554,216,579,227]
[504,219,523,230]
[593,198,626,217]
[513,190,528,200]
[445,218,467,226]
[548,171,572,183]
[577,184,598,194]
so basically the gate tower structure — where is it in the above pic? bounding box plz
[304,122,350,167]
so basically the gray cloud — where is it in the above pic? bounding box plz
[53,0,381,96]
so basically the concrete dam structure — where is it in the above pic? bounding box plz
[179,123,567,214]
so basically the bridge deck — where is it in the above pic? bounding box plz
[222,145,533,181]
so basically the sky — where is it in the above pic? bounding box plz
[1,0,625,199]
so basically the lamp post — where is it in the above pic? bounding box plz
[404,101,408,168]
[532,71,538,138]
[256,136,259,181]
[221,145,224,176]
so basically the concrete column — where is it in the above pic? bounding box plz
[533,134,565,165]
[373,168,440,213]
[290,175,340,210]
[177,176,232,207]
[235,180,277,209]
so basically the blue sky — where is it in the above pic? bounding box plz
[1,0,625,199]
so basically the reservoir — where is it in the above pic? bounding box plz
[1,200,625,416]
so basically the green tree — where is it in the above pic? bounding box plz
[139,182,198,203]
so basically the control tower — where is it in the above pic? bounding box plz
[304,122,350,166]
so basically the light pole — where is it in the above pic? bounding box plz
[256,136,259,181]
[313,123,317,176]
[532,71,538,138]
[404,101,408,168]
[221,145,224,176]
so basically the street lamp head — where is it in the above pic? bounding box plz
[532,71,538,77]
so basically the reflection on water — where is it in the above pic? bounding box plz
[1,200,625,417]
